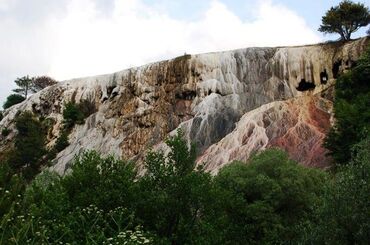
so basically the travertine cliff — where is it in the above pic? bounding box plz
[0,38,368,174]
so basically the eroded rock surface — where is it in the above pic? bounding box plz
[197,92,333,174]
[0,38,368,174]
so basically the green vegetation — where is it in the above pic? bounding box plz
[319,0,370,40]
[0,3,369,242]
[53,100,96,154]
[212,149,327,244]
[12,75,57,99]
[0,124,369,244]
[325,45,370,165]
[63,100,96,129]
[136,130,215,244]
[301,137,370,244]
[1,128,11,137]
[31,76,57,92]
[5,112,47,180]
[12,76,33,98]
[54,130,70,152]
[3,94,25,109]
[0,132,326,244]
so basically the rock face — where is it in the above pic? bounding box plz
[198,92,333,174]
[0,38,368,174]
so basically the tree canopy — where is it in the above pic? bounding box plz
[12,75,58,99]
[31,76,57,93]
[319,0,370,40]
[12,76,33,98]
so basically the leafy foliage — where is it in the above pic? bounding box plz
[12,76,33,98]
[31,76,57,92]
[213,149,327,244]
[62,151,137,210]
[54,129,70,152]
[62,100,96,129]
[6,112,47,180]
[319,0,370,40]
[325,45,370,165]
[302,137,370,244]
[11,75,58,100]
[0,153,154,244]
[0,130,369,244]
[1,128,11,137]
[3,94,25,109]
[136,130,216,244]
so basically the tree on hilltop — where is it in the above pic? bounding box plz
[319,0,370,40]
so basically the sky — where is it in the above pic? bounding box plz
[0,0,369,105]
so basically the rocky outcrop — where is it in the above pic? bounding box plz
[197,91,333,174]
[0,38,368,174]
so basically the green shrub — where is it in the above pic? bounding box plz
[0,111,3,121]
[213,149,327,244]
[325,45,370,166]
[54,129,69,152]
[136,130,217,244]
[62,102,85,128]
[62,151,137,211]
[3,94,25,109]
[303,137,370,244]
[62,100,96,128]
[6,112,47,180]
[1,128,11,137]
[0,153,152,245]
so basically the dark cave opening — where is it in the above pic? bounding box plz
[296,79,316,92]
[320,69,329,84]
[175,90,197,100]
[332,60,342,79]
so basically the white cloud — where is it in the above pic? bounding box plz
[49,0,320,80]
[0,0,321,104]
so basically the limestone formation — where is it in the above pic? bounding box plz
[0,38,368,174]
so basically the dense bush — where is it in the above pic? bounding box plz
[3,94,25,109]
[136,130,216,244]
[325,45,370,165]
[6,112,46,180]
[63,102,86,128]
[1,130,369,244]
[62,100,96,129]
[1,128,11,137]
[0,153,153,244]
[302,137,370,243]
[212,149,327,244]
[62,151,137,211]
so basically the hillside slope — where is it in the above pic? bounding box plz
[0,38,368,174]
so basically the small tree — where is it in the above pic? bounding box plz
[9,112,46,179]
[31,76,57,93]
[3,94,25,109]
[12,76,34,98]
[319,0,370,40]
[137,130,215,244]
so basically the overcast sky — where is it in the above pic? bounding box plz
[0,0,369,105]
